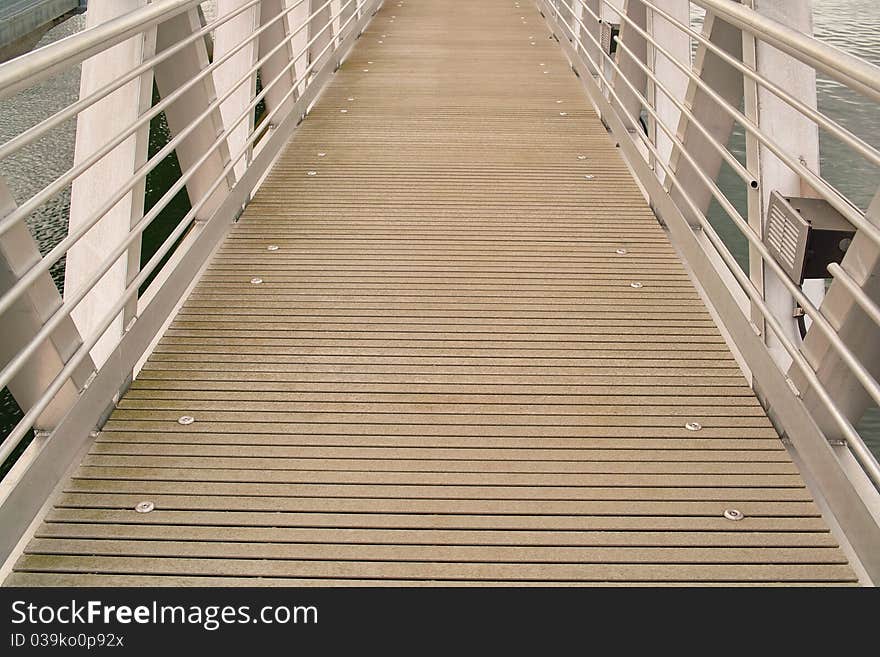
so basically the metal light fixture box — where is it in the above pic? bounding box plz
[764,191,855,283]
[600,21,620,55]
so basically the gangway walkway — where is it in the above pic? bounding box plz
[4,0,857,584]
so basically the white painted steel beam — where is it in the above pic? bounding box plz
[647,0,689,178]
[213,0,260,181]
[65,0,154,368]
[752,0,822,365]
[258,0,299,125]
[153,8,236,221]
[797,191,880,442]
[666,10,742,219]
[611,0,647,129]
[0,178,93,430]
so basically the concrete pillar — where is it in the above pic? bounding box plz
[65,0,153,368]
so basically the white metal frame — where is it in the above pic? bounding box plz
[0,0,878,584]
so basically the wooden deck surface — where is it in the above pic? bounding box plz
[6,0,857,585]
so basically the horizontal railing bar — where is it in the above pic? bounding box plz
[0,0,271,163]
[0,0,367,465]
[827,263,880,329]
[0,0,334,325]
[592,0,880,254]
[586,0,880,417]
[691,0,880,103]
[635,0,880,170]
[0,0,199,99]
[0,0,325,244]
[544,0,880,488]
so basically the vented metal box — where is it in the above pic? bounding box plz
[600,21,620,55]
[764,191,854,283]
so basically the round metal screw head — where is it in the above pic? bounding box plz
[615,248,627,255]
[177,415,195,425]
[266,245,279,252]
[685,421,702,431]
[723,509,745,521]
[135,501,155,514]
[630,282,643,289]
[250,277,263,285]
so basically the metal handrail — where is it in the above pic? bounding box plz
[692,0,880,102]
[588,1,880,405]
[546,0,880,487]
[0,0,267,162]
[595,0,880,254]
[0,0,357,446]
[638,0,880,169]
[0,0,318,244]
[0,0,375,463]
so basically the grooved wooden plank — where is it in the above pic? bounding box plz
[54,493,821,517]
[93,433,785,449]
[41,508,835,531]
[8,0,855,586]
[12,555,856,582]
[6,573,856,587]
[23,539,847,565]
[35,524,840,548]
[74,463,802,478]
[63,480,812,502]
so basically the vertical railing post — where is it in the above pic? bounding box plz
[740,0,765,347]
[308,0,334,79]
[290,0,312,100]
[578,1,601,77]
